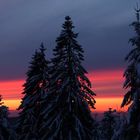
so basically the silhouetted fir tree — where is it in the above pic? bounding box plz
[121,6,140,140]
[0,106,9,140]
[40,16,96,140]
[0,95,8,140]
[99,108,116,140]
[17,44,49,140]
[0,95,16,140]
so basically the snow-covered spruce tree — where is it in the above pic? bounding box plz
[121,7,140,140]
[99,108,116,140]
[40,16,96,140]
[17,44,49,140]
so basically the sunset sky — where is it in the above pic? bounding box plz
[1,69,127,116]
[0,0,136,115]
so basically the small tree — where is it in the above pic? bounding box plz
[0,95,16,140]
[17,44,49,140]
[111,112,127,140]
[40,16,96,140]
[99,108,116,140]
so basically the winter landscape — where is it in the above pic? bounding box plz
[0,0,140,140]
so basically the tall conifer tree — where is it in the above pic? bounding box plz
[17,44,49,140]
[121,6,140,139]
[40,16,96,140]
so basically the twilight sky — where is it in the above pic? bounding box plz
[0,0,138,113]
[0,0,136,80]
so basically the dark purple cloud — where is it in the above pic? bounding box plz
[0,0,137,80]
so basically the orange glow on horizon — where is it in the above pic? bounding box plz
[95,97,127,112]
[3,97,127,112]
[0,69,128,113]
[4,99,21,110]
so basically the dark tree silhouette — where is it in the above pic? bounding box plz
[40,16,96,140]
[121,6,140,140]
[17,44,49,140]
[99,108,116,140]
[0,95,16,140]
